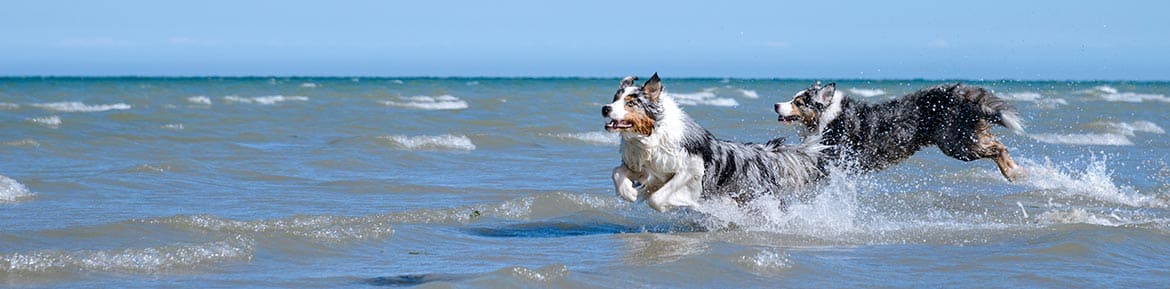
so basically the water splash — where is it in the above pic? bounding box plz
[1016,157,1164,208]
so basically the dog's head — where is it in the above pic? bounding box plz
[774,81,837,132]
[602,73,664,136]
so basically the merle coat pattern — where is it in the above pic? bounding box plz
[774,82,1024,181]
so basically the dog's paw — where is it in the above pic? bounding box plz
[616,182,639,202]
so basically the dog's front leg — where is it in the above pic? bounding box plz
[647,157,704,212]
[612,165,645,202]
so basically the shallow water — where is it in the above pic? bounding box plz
[2,77,1169,287]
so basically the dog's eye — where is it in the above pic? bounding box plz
[625,101,637,107]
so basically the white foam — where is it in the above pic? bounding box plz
[391,80,404,84]
[3,139,40,147]
[1090,120,1164,136]
[299,82,318,88]
[1028,133,1133,146]
[1017,157,1164,208]
[379,134,476,151]
[1082,85,1170,103]
[737,89,760,99]
[551,132,619,145]
[1100,92,1170,103]
[186,96,212,105]
[847,88,886,98]
[223,95,309,105]
[380,95,469,110]
[695,168,861,235]
[1002,92,1043,102]
[1035,209,1127,227]
[670,88,738,107]
[0,235,254,274]
[28,116,61,128]
[1093,85,1119,94]
[0,102,18,110]
[162,123,184,130]
[0,175,35,203]
[32,102,130,112]
[733,249,793,277]
[1035,98,1068,108]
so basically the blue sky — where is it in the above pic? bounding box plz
[2,0,1168,79]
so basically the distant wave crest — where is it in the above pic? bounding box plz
[380,95,469,110]
[32,102,131,112]
[380,134,476,151]
[1085,86,1170,103]
[671,88,738,107]
[550,132,619,146]
[1029,133,1133,146]
[186,96,212,105]
[223,95,309,105]
[847,88,886,98]
[27,116,61,128]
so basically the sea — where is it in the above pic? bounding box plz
[1,77,1168,288]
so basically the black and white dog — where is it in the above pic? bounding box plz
[603,74,825,212]
[774,81,1024,181]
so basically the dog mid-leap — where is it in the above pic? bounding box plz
[603,74,825,212]
[774,81,1024,181]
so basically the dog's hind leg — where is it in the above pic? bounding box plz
[973,125,1024,182]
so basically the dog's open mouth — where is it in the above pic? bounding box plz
[778,115,801,124]
[605,120,633,131]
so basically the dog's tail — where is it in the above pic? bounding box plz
[763,135,829,183]
[948,84,1025,134]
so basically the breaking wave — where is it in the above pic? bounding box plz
[670,88,738,107]
[0,103,18,110]
[379,134,477,151]
[32,102,131,112]
[1029,120,1162,146]
[380,95,469,110]
[0,235,254,275]
[847,88,886,97]
[737,89,760,99]
[186,96,212,105]
[27,116,61,128]
[1084,86,1170,103]
[549,132,619,146]
[1088,120,1164,136]
[0,175,35,203]
[1029,133,1133,146]
[223,95,309,105]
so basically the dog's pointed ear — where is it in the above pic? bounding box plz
[643,73,663,102]
[815,82,836,104]
[619,76,639,89]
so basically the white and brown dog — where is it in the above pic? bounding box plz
[604,74,825,212]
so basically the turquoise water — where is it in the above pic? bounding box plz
[2,77,1169,287]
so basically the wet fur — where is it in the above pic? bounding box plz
[605,74,825,211]
[775,82,1023,181]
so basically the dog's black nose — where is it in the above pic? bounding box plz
[602,105,612,117]
[774,103,780,112]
